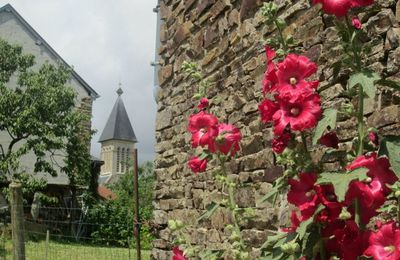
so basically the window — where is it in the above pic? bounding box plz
[116,147,120,172]
[121,148,125,172]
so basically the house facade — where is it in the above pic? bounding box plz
[0,4,99,186]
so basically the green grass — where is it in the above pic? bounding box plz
[0,240,150,260]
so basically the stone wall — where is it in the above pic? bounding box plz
[152,0,400,259]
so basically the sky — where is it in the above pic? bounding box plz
[0,0,159,164]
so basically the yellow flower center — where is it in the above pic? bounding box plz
[384,245,395,253]
[290,107,300,116]
[305,190,315,197]
[289,77,297,86]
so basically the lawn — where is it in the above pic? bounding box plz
[0,240,150,260]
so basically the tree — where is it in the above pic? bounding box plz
[0,38,91,189]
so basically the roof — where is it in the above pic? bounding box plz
[97,186,117,200]
[0,4,99,99]
[99,88,137,143]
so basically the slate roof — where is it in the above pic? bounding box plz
[0,4,99,99]
[99,88,137,143]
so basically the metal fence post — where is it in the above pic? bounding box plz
[133,148,141,260]
[10,181,25,260]
[45,230,49,260]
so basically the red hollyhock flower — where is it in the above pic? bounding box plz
[364,222,400,260]
[188,156,207,173]
[312,0,354,17]
[272,93,322,136]
[347,153,398,195]
[172,247,189,260]
[315,184,342,223]
[258,99,278,123]
[272,132,291,154]
[211,123,241,156]
[282,211,301,233]
[262,46,278,94]
[352,0,374,7]
[188,111,218,149]
[345,153,398,224]
[288,173,319,220]
[352,17,362,30]
[319,132,339,149]
[274,54,318,100]
[197,98,209,109]
[334,221,370,260]
[312,0,374,17]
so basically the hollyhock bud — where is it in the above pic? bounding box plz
[368,131,379,146]
[197,98,209,109]
[188,156,207,173]
[319,132,339,149]
[272,132,291,154]
[352,17,362,30]
[364,222,400,260]
[172,247,189,260]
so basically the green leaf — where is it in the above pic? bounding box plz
[316,168,369,201]
[348,70,381,98]
[261,232,287,250]
[297,205,324,240]
[379,135,400,178]
[301,225,320,259]
[376,79,400,91]
[197,202,219,222]
[312,108,337,145]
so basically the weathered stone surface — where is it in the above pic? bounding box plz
[152,1,400,258]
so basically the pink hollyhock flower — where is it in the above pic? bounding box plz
[272,132,291,154]
[258,99,278,123]
[274,54,318,100]
[282,211,301,233]
[211,123,241,156]
[288,173,320,220]
[188,111,218,149]
[312,0,354,17]
[272,93,322,136]
[319,132,339,149]
[172,247,189,260]
[352,17,362,30]
[197,98,209,109]
[364,222,400,260]
[368,131,379,146]
[188,156,207,173]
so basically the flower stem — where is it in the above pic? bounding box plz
[355,198,361,226]
[357,86,364,156]
[397,197,400,223]
[318,226,326,260]
[274,21,288,53]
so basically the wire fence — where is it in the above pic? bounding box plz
[0,206,145,260]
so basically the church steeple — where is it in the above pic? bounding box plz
[99,87,137,143]
[99,86,137,178]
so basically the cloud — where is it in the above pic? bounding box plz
[0,0,158,164]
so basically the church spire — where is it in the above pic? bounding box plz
[98,85,137,143]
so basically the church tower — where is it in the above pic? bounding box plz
[99,87,137,178]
